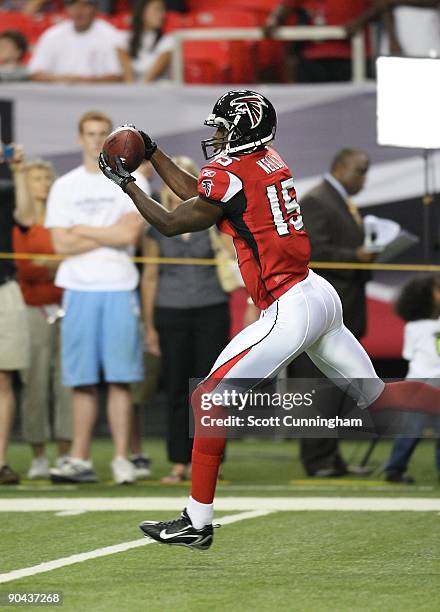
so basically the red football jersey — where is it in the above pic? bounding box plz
[197,147,311,310]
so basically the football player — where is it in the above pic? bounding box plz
[100,90,440,550]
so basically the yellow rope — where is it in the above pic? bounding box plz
[1,252,439,272]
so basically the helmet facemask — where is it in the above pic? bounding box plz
[201,115,243,160]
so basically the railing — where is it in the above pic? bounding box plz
[171,26,366,83]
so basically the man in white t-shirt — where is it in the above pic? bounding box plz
[46,111,146,484]
[29,0,124,83]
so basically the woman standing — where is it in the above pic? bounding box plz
[119,0,174,83]
[12,157,72,479]
[141,156,230,483]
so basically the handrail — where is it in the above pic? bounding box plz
[3,252,438,273]
[171,26,365,83]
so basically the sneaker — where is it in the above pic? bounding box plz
[55,455,70,469]
[385,471,415,484]
[139,508,218,550]
[27,456,50,480]
[50,458,98,483]
[0,464,20,485]
[160,466,187,484]
[130,455,152,480]
[111,457,136,485]
[346,465,373,476]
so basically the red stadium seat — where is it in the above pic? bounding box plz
[186,9,259,28]
[184,40,256,84]
[110,12,132,30]
[0,12,33,39]
[163,10,189,33]
[179,10,258,84]
[187,0,275,15]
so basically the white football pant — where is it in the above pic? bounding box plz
[207,270,385,408]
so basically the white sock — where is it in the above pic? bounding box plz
[187,496,214,529]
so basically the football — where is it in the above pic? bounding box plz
[103,126,145,173]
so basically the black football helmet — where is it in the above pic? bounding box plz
[201,90,277,160]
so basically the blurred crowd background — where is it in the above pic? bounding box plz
[0,0,439,84]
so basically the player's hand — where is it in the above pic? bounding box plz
[119,124,157,160]
[99,152,136,193]
[138,130,158,160]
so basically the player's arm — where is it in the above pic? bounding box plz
[50,227,100,255]
[127,183,222,236]
[150,149,198,201]
[136,131,198,201]
[99,153,222,236]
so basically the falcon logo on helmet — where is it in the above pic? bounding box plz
[201,90,277,160]
[230,94,268,129]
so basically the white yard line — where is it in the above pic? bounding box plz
[0,510,272,585]
[0,497,440,513]
[1,497,440,512]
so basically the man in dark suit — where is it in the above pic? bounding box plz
[290,148,374,476]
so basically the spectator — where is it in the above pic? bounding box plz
[0,148,30,485]
[346,0,440,58]
[265,0,371,82]
[384,275,440,483]
[141,156,230,483]
[129,160,159,480]
[46,111,146,485]
[289,148,374,477]
[0,30,28,81]
[28,0,124,83]
[0,0,60,14]
[11,157,72,480]
[119,0,174,83]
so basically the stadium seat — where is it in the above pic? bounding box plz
[179,10,258,84]
[0,12,33,39]
[110,12,132,30]
[184,40,256,84]
[187,0,274,15]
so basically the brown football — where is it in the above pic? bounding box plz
[103,126,145,173]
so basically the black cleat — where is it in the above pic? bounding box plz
[139,509,218,550]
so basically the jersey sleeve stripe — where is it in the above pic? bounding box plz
[222,172,243,203]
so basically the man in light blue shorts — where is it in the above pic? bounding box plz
[45,111,147,484]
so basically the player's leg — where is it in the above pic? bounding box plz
[140,277,332,546]
[307,272,440,415]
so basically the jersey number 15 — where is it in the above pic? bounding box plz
[266,177,304,236]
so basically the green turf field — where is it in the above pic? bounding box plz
[1,439,439,611]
